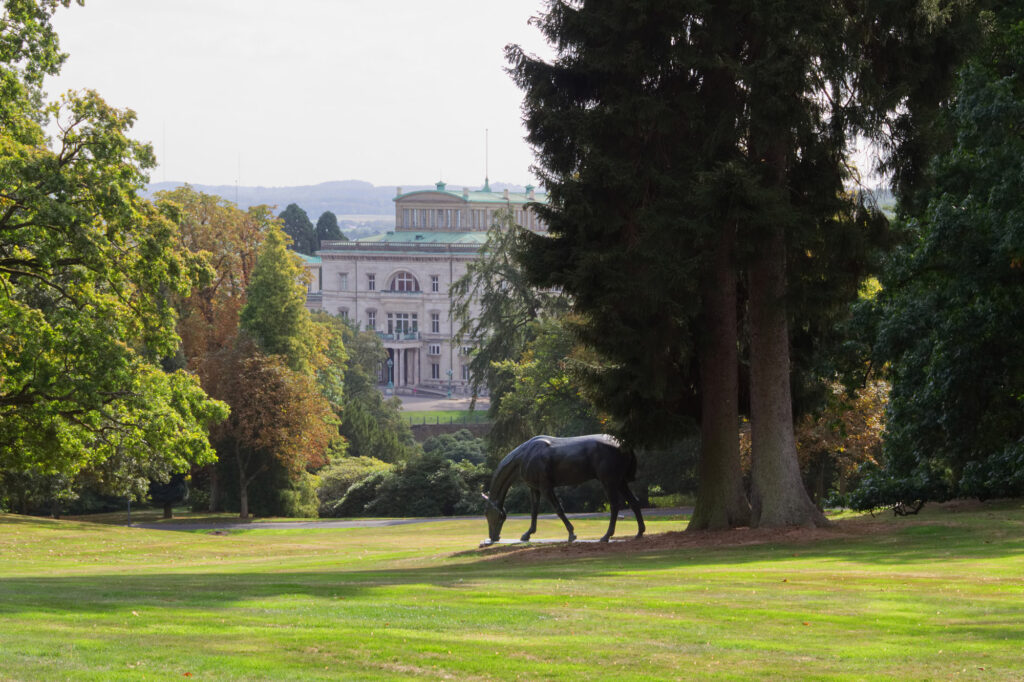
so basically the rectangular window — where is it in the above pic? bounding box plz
[431,313,440,334]
[462,365,470,381]
[430,275,439,293]
[461,346,473,356]
[411,313,418,332]
[428,344,441,355]
[339,308,349,320]
[367,310,376,330]
[339,272,348,290]
[389,313,417,335]
[431,363,440,380]
[367,273,375,291]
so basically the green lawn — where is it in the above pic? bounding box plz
[403,409,490,426]
[1,502,1022,680]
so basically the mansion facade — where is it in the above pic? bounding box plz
[305,182,546,395]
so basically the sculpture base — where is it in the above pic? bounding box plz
[478,537,632,548]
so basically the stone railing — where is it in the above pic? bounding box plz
[376,331,420,342]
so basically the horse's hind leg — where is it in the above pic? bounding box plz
[600,483,621,542]
[521,488,540,542]
[619,482,646,538]
[543,488,576,542]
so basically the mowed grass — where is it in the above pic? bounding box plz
[1,503,1023,680]
[402,409,490,425]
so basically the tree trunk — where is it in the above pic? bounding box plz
[748,220,828,528]
[209,467,220,512]
[237,453,249,520]
[689,225,750,530]
[239,481,249,520]
[163,501,174,520]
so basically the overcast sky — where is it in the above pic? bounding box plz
[46,1,554,188]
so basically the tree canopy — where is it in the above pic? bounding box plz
[239,226,321,374]
[855,10,1024,509]
[316,210,345,245]
[1,0,226,481]
[507,0,977,528]
[451,208,565,411]
[278,203,317,255]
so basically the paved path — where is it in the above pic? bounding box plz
[136,507,691,532]
[391,392,490,412]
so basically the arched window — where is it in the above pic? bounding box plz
[390,271,420,292]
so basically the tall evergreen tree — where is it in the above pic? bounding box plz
[278,203,317,255]
[509,0,976,528]
[315,210,345,247]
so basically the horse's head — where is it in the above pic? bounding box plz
[481,493,506,543]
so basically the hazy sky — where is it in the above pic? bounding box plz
[46,1,554,188]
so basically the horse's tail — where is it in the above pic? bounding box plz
[621,444,638,483]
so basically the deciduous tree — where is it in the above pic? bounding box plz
[450,209,565,411]
[1,0,226,480]
[204,339,333,519]
[155,186,274,364]
[860,12,1024,508]
[239,226,321,374]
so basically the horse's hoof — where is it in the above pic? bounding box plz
[599,536,610,543]
[635,532,644,540]
[520,533,532,542]
[567,534,577,543]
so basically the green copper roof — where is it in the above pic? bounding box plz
[395,187,547,206]
[294,252,321,264]
[356,231,488,245]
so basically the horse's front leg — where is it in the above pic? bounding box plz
[521,488,540,542]
[600,483,621,542]
[543,488,575,542]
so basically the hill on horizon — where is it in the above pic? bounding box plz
[143,179,536,220]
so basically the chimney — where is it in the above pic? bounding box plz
[462,187,469,198]
[503,188,509,200]
[396,187,402,197]
[526,184,535,200]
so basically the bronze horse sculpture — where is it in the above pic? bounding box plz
[481,434,645,544]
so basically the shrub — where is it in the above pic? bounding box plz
[422,430,487,464]
[317,457,393,517]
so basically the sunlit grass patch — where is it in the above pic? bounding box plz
[1,501,1022,679]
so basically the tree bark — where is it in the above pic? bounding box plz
[163,501,174,520]
[237,450,250,520]
[689,224,750,530]
[239,481,249,520]
[209,467,219,512]
[748,219,827,528]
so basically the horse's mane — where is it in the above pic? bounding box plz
[493,435,551,475]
